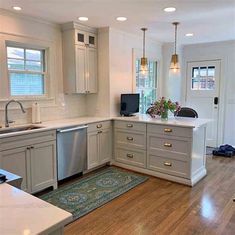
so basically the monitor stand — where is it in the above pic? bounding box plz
[122,114,136,117]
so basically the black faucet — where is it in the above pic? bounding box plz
[5,100,26,127]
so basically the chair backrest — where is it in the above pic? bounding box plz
[174,107,198,118]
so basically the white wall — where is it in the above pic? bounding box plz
[0,10,86,125]
[183,40,235,145]
[86,27,111,117]
[87,27,162,117]
[164,40,235,145]
[161,42,184,103]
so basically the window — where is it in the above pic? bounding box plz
[191,66,215,90]
[136,59,158,114]
[7,45,46,96]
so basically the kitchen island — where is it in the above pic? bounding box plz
[0,182,72,235]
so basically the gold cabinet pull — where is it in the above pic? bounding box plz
[96,124,102,129]
[127,124,133,128]
[164,162,172,167]
[126,153,134,158]
[97,131,102,134]
[164,143,172,147]
[127,137,134,141]
[164,128,172,133]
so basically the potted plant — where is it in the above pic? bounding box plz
[146,97,181,120]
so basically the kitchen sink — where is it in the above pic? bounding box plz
[0,125,44,135]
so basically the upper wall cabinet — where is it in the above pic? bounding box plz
[62,22,98,94]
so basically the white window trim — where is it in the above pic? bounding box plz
[0,33,56,108]
[6,41,49,100]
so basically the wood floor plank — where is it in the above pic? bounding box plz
[64,155,235,235]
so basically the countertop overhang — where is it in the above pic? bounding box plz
[0,115,210,139]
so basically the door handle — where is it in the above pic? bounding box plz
[214,97,219,105]
[57,125,88,133]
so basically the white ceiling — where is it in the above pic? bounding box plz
[1,0,235,44]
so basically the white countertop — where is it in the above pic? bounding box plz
[0,183,72,235]
[113,114,210,128]
[0,115,210,139]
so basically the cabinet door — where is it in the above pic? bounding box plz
[99,128,112,164]
[30,141,57,193]
[0,147,30,192]
[87,47,98,93]
[87,131,99,169]
[75,45,87,93]
[87,33,97,48]
[75,29,86,46]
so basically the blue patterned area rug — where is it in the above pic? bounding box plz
[40,167,148,220]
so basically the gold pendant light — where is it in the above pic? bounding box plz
[140,28,148,75]
[170,22,180,73]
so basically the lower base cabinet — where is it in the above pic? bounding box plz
[87,121,112,170]
[30,141,57,193]
[0,147,30,192]
[0,131,57,194]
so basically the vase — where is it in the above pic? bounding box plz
[161,110,168,120]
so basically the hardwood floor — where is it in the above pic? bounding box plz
[65,156,235,235]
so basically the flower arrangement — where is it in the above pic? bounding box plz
[146,97,181,120]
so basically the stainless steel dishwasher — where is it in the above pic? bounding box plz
[57,125,87,181]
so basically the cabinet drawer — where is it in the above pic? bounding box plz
[148,135,190,159]
[115,148,146,168]
[115,130,146,150]
[115,121,146,132]
[0,130,56,151]
[147,124,192,138]
[147,154,190,178]
[88,121,111,133]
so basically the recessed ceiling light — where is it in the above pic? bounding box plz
[185,33,194,37]
[164,7,176,12]
[12,6,22,11]
[116,17,127,22]
[78,17,88,22]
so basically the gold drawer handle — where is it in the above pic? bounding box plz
[97,131,102,134]
[164,162,172,167]
[164,128,172,133]
[127,137,134,141]
[97,124,102,129]
[164,143,172,147]
[126,154,134,158]
[127,124,133,128]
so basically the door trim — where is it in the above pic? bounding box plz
[185,57,227,146]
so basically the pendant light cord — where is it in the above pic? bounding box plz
[141,28,147,58]
[143,29,146,57]
[174,23,177,54]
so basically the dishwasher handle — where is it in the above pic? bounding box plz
[57,125,88,133]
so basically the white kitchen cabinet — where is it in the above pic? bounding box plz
[87,131,99,169]
[113,119,207,186]
[99,128,112,164]
[0,131,57,194]
[0,147,30,192]
[87,121,112,170]
[62,22,98,94]
[30,141,57,193]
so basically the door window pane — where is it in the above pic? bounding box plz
[191,66,215,91]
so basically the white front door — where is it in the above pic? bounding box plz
[186,60,221,147]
